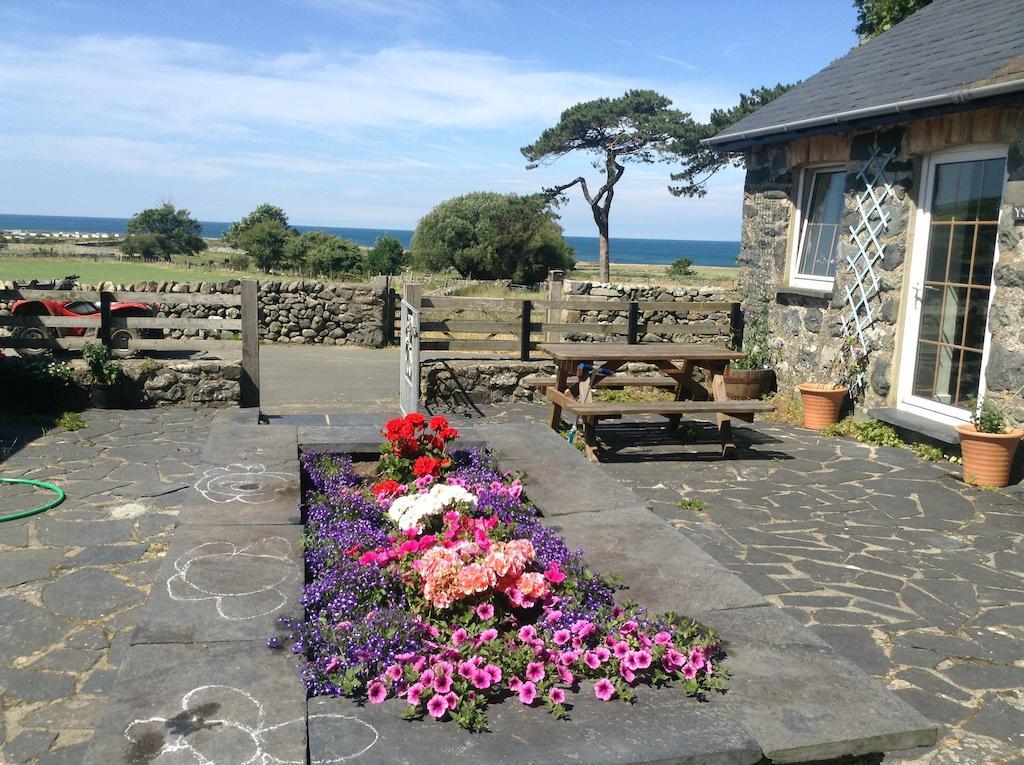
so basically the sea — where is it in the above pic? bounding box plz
[0,213,739,268]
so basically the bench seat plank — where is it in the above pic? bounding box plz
[523,374,678,389]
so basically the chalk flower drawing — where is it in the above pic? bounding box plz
[124,684,378,764]
[194,464,291,504]
[167,538,301,620]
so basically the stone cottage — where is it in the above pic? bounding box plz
[705,0,1024,444]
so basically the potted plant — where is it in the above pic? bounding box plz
[725,300,777,400]
[796,335,866,430]
[956,394,1023,487]
[82,342,124,409]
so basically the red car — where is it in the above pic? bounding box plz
[11,275,156,358]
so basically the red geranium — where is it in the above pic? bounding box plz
[372,479,402,497]
[429,415,449,432]
[413,455,442,478]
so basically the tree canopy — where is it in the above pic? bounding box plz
[667,83,794,198]
[412,192,574,283]
[364,235,406,276]
[121,202,206,261]
[237,219,293,273]
[522,89,691,283]
[222,204,291,247]
[854,0,931,40]
[284,230,362,276]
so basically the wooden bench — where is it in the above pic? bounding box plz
[522,374,678,389]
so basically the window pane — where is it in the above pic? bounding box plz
[932,162,961,221]
[978,158,1006,220]
[948,224,975,285]
[971,225,997,286]
[932,345,961,406]
[919,285,944,342]
[913,342,938,397]
[938,286,968,346]
[925,225,950,282]
[797,170,844,278]
[956,350,984,407]
[962,287,990,351]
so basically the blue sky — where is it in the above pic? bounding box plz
[0,1,858,240]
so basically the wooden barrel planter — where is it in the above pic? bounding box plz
[796,383,848,430]
[724,367,776,400]
[955,424,1023,487]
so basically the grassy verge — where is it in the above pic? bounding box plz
[0,254,246,284]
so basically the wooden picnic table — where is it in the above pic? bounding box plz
[534,342,774,461]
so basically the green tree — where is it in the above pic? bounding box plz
[364,235,406,276]
[284,230,362,276]
[222,204,291,247]
[238,219,292,272]
[121,202,206,261]
[854,0,931,40]
[522,89,692,283]
[668,83,794,199]
[412,192,574,283]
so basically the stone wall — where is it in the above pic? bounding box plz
[738,108,1024,422]
[68,359,242,407]
[421,360,554,408]
[561,280,739,344]
[0,277,391,347]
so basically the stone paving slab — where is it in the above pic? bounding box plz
[308,690,762,765]
[177,456,301,526]
[84,641,307,765]
[132,524,303,644]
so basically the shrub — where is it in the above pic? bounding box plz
[57,411,86,431]
[82,342,123,386]
[822,418,903,447]
[666,257,696,278]
[364,235,406,276]
[228,253,251,271]
[284,230,362,276]
[412,192,574,283]
[238,220,294,273]
[0,352,82,412]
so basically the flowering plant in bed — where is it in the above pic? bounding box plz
[278,412,726,731]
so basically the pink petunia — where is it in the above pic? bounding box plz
[594,679,615,701]
[452,628,468,646]
[427,694,449,718]
[583,652,601,670]
[518,681,537,705]
[458,661,475,679]
[367,680,387,704]
[445,692,459,709]
[433,674,453,694]
[666,649,686,669]
[558,666,574,685]
[324,656,341,673]
[595,646,611,662]
[479,628,498,643]
[654,631,672,646]
[508,675,523,692]
[688,647,706,671]
[545,609,563,624]
[434,660,454,677]
[475,603,495,620]
[518,625,537,643]
[552,629,571,646]
[471,670,492,690]
[620,666,636,683]
[420,669,435,686]
[560,650,578,666]
[682,662,699,680]
[621,620,638,634]
[525,661,545,683]
[634,650,652,670]
[612,641,629,659]
[485,664,502,684]
[385,664,403,681]
[549,687,566,704]
[406,682,424,705]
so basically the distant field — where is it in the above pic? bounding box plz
[571,260,738,288]
[0,255,244,284]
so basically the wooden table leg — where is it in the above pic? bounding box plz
[547,361,569,429]
[710,362,734,456]
[582,417,598,463]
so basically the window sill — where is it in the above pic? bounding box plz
[775,286,833,300]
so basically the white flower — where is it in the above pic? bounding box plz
[386,483,477,533]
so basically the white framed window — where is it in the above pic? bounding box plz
[789,166,846,290]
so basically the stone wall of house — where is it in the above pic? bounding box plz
[740,127,914,410]
[0,278,391,347]
[558,280,739,344]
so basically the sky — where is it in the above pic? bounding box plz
[0,1,859,240]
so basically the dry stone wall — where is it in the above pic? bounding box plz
[65,359,242,407]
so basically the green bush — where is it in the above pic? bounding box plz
[666,257,696,278]
[364,235,406,276]
[0,352,83,412]
[57,411,86,431]
[82,342,123,386]
[412,192,574,283]
[285,231,362,276]
[678,498,707,512]
[822,418,903,447]
[228,253,251,271]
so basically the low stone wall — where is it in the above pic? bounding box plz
[69,359,241,408]
[0,277,391,347]
[562,280,738,343]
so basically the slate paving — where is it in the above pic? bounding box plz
[0,409,214,764]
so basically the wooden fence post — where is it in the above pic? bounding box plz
[240,280,260,408]
[520,300,532,361]
[546,270,564,343]
[626,301,639,344]
[99,291,112,350]
[730,302,745,351]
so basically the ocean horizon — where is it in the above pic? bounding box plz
[0,213,740,268]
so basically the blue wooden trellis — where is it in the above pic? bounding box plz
[840,144,898,390]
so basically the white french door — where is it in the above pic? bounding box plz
[897,146,1007,425]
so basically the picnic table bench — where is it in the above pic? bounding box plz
[537,342,774,461]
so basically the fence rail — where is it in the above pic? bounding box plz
[0,281,260,407]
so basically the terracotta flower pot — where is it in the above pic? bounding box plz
[724,367,777,400]
[955,424,1023,487]
[796,383,848,430]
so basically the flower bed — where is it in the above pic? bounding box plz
[274,413,725,731]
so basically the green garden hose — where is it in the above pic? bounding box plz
[0,478,65,522]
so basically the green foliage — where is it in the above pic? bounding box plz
[82,342,124,386]
[822,418,904,447]
[732,300,775,371]
[854,0,931,40]
[666,257,695,278]
[668,83,794,198]
[285,230,362,276]
[762,392,803,425]
[227,253,251,271]
[967,396,1009,434]
[0,352,82,412]
[910,443,952,462]
[222,204,291,247]
[123,203,206,260]
[364,235,406,276]
[678,498,707,512]
[412,192,574,283]
[238,219,294,273]
[57,411,86,431]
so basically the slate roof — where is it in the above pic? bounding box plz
[707,0,1024,150]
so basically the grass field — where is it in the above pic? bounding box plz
[0,254,244,284]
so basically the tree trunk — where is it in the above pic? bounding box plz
[597,219,610,283]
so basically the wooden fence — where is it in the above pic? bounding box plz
[0,281,260,406]
[400,283,742,360]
